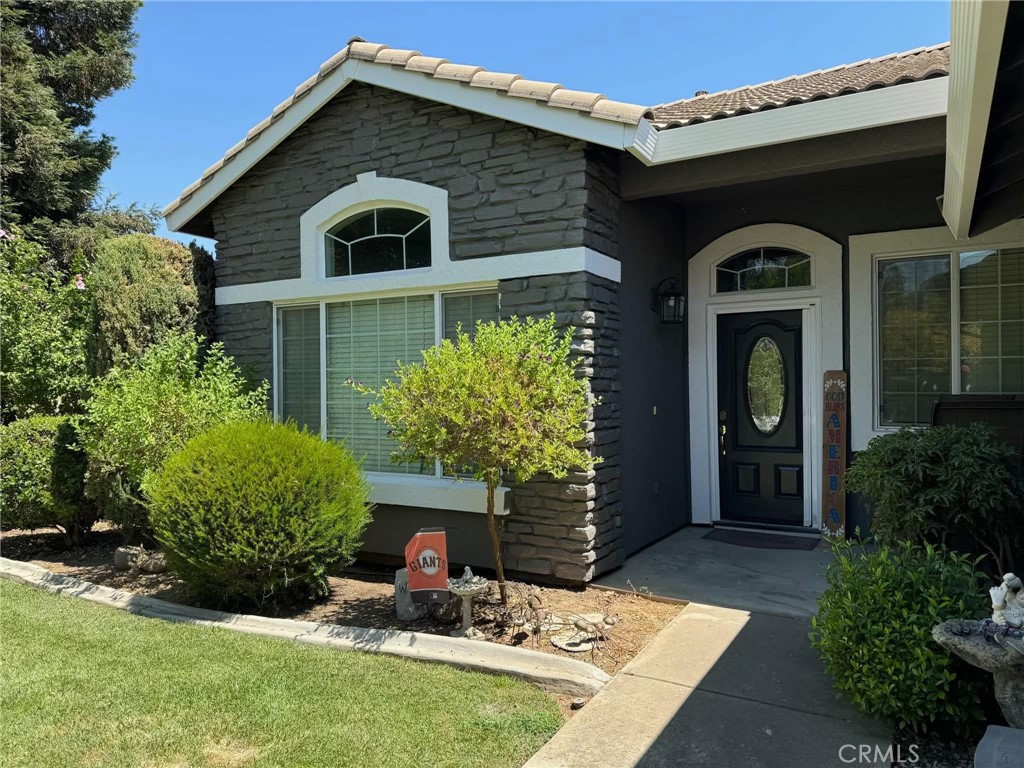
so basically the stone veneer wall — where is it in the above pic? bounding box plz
[497,271,623,582]
[208,83,619,287]
[214,302,273,390]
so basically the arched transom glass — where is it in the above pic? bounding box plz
[326,208,430,278]
[716,248,811,293]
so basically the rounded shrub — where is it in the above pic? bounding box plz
[0,416,96,544]
[844,424,1024,575]
[148,421,371,610]
[810,540,990,733]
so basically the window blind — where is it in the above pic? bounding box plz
[278,305,322,432]
[325,295,435,474]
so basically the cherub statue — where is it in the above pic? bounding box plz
[990,573,1024,628]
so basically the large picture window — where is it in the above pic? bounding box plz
[876,246,1024,426]
[277,290,499,475]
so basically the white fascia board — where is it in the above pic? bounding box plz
[636,78,949,166]
[942,0,1010,240]
[349,60,636,150]
[165,59,638,233]
[215,246,621,306]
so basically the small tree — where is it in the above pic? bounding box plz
[354,315,597,603]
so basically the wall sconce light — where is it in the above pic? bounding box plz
[651,277,685,324]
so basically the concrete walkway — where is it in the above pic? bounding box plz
[596,526,832,618]
[526,602,890,768]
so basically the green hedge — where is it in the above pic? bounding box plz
[148,421,371,610]
[0,416,96,544]
[810,540,989,733]
[844,423,1024,574]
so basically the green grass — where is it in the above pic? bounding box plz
[0,581,562,768]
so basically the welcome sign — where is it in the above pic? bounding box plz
[404,528,450,604]
[822,371,848,538]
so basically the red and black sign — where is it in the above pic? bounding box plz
[404,528,449,604]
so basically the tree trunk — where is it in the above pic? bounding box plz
[486,477,508,604]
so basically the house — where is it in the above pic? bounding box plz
[164,3,1024,583]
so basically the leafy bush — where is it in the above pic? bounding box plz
[81,333,267,540]
[844,423,1024,574]
[148,421,370,610]
[810,540,989,732]
[354,314,596,603]
[0,416,96,544]
[0,229,90,419]
[87,233,198,376]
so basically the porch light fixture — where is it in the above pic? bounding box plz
[651,277,685,324]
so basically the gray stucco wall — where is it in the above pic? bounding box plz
[617,198,689,554]
[208,83,620,288]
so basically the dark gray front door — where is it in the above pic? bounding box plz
[717,311,804,526]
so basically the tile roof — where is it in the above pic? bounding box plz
[164,39,951,219]
[162,37,648,217]
[648,42,950,128]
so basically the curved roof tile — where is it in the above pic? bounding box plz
[648,42,949,128]
[163,38,950,218]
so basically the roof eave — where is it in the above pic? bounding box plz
[164,58,641,234]
[941,0,1011,240]
[631,78,948,167]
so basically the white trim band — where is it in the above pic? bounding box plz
[368,473,510,515]
[217,245,621,305]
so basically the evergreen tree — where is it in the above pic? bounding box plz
[0,0,141,234]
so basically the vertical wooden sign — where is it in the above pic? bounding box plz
[822,371,848,539]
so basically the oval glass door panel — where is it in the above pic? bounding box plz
[746,336,785,436]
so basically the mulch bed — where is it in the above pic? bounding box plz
[0,525,683,677]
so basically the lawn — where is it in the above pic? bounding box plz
[0,581,562,768]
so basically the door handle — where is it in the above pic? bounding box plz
[720,424,727,456]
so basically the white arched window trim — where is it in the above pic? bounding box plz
[300,172,451,284]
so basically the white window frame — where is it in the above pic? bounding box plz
[274,287,510,515]
[849,220,1024,451]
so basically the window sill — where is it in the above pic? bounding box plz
[366,473,510,515]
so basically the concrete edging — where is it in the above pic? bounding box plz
[0,557,610,697]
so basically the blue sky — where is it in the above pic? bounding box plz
[92,1,950,246]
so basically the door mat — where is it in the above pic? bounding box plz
[703,528,819,551]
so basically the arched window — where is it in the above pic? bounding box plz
[325,207,430,277]
[716,248,811,293]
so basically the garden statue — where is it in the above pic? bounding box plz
[933,571,1024,729]
[990,573,1024,628]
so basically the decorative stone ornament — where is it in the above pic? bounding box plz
[991,573,1024,628]
[446,567,490,640]
[934,571,1024,729]
[394,568,429,621]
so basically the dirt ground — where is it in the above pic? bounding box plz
[1,525,683,677]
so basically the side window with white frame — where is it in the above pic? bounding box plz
[875,245,1024,427]
[276,289,501,475]
[278,305,322,433]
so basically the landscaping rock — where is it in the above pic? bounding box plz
[113,546,144,571]
[394,568,428,621]
[139,552,168,574]
[431,594,463,624]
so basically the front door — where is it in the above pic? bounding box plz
[717,311,803,526]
